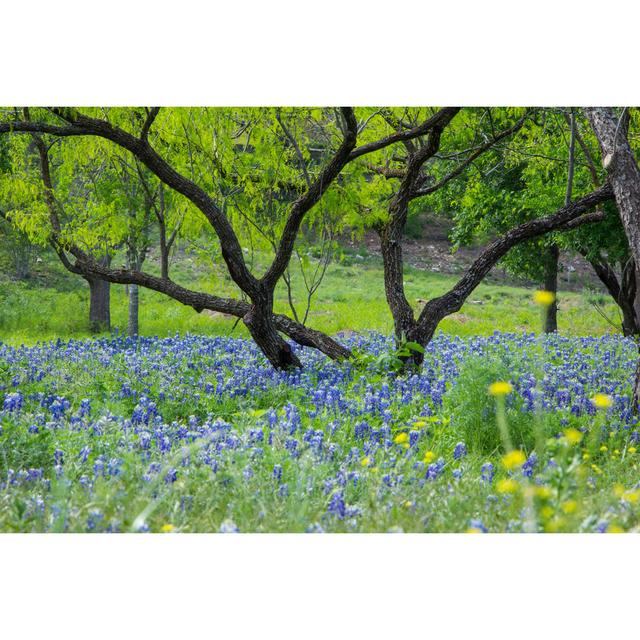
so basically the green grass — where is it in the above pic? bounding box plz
[0,249,622,345]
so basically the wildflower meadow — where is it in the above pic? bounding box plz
[2,322,638,533]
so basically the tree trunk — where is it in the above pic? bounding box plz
[543,244,559,333]
[586,107,640,411]
[87,275,111,332]
[379,223,418,345]
[128,284,139,337]
[241,287,302,370]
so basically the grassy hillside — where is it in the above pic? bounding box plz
[0,247,621,346]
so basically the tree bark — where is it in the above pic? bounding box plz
[586,107,640,410]
[86,274,111,332]
[543,244,559,333]
[128,284,139,337]
[242,288,302,369]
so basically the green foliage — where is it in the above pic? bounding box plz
[443,355,556,454]
[0,417,54,476]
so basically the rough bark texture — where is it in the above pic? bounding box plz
[586,107,640,408]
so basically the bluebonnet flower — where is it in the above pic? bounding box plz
[219,519,239,533]
[453,442,467,460]
[481,462,495,483]
[272,464,283,482]
[426,458,445,481]
[3,392,23,412]
[468,519,488,533]
[327,491,346,518]
[165,468,178,483]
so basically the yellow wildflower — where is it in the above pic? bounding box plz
[360,457,371,467]
[394,432,408,445]
[607,525,625,533]
[582,452,590,460]
[466,527,483,533]
[403,500,413,509]
[614,483,625,498]
[563,428,583,445]
[561,500,578,515]
[626,490,640,503]
[591,393,613,409]
[545,517,566,533]
[600,445,608,453]
[413,420,427,429]
[488,381,513,396]
[497,478,519,494]
[629,447,637,454]
[160,524,175,533]
[540,506,554,520]
[533,290,556,306]
[423,451,436,464]
[535,486,552,500]
[501,450,526,470]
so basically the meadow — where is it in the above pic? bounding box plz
[1,324,638,532]
[1,249,637,533]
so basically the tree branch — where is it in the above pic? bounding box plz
[416,183,615,335]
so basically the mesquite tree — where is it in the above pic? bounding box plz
[430,108,637,338]
[0,131,114,331]
[347,107,614,366]
[0,107,464,368]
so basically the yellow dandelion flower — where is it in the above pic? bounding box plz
[533,290,555,306]
[622,489,640,504]
[591,393,613,409]
[561,500,578,515]
[535,486,552,500]
[501,450,526,470]
[540,505,554,520]
[497,478,519,494]
[599,445,608,453]
[582,452,590,460]
[466,527,483,533]
[488,381,513,396]
[629,447,637,454]
[590,463,603,475]
[545,517,566,533]
[614,483,626,498]
[160,524,175,533]
[423,450,436,464]
[607,524,625,533]
[403,500,414,509]
[360,457,371,467]
[413,420,427,429]
[563,428,583,445]
[394,432,408,445]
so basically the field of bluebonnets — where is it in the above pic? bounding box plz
[1,321,638,533]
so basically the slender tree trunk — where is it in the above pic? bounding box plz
[542,110,576,333]
[128,284,139,337]
[86,275,111,332]
[543,244,559,332]
[159,222,170,281]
